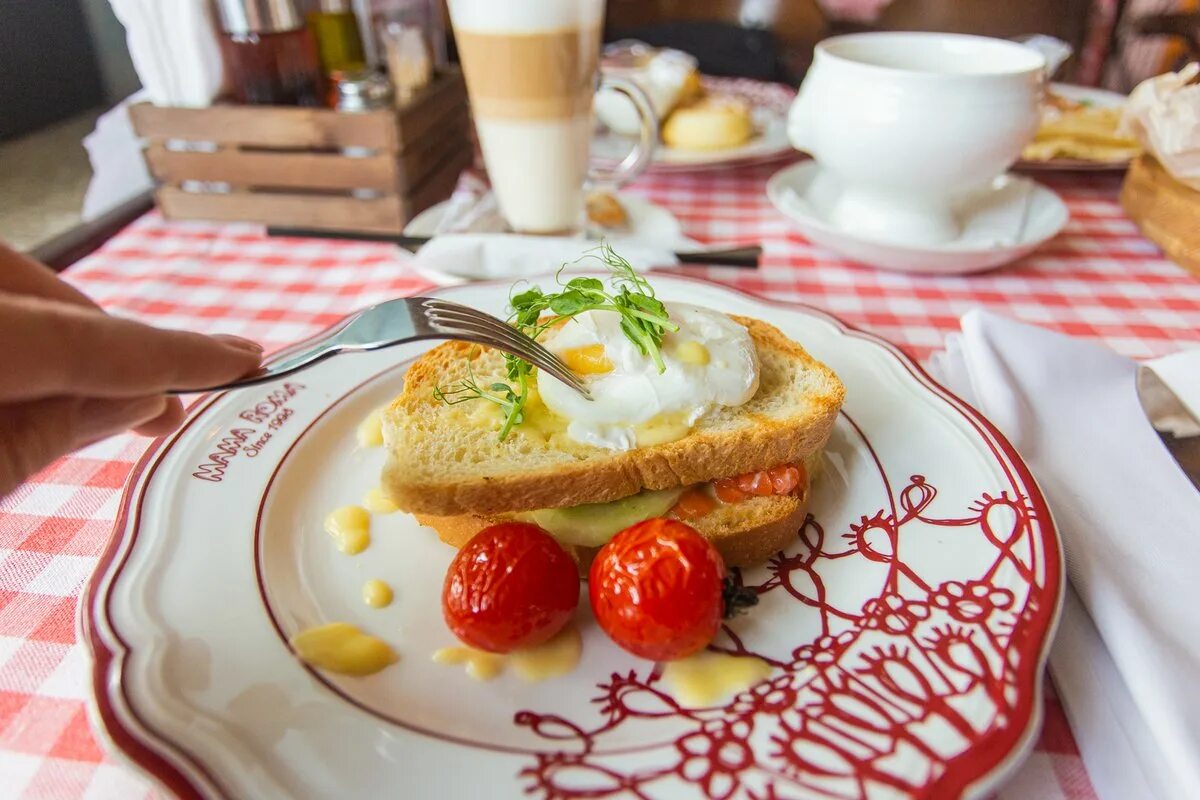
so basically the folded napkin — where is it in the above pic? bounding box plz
[82,92,155,220]
[411,170,684,279]
[929,310,1200,800]
[413,234,677,280]
[109,0,224,107]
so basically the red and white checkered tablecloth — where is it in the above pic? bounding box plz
[3,159,1199,800]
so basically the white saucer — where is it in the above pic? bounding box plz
[767,161,1069,275]
[406,193,698,251]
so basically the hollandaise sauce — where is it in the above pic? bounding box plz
[432,646,506,681]
[433,624,582,683]
[510,624,582,681]
[362,579,393,608]
[356,407,385,448]
[325,505,370,554]
[290,622,398,676]
[660,651,772,708]
[363,486,398,514]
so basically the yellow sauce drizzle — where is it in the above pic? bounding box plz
[363,486,398,514]
[432,623,582,683]
[660,651,773,708]
[674,340,711,365]
[362,579,393,608]
[634,410,694,447]
[356,407,385,448]
[514,388,573,446]
[290,622,398,676]
[509,624,582,682]
[432,646,506,681]
[325,505,370,555]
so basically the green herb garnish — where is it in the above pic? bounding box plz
[433,243,677,440]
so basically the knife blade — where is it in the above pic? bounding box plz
[1135,364,1200,493]
[266,227,762,268]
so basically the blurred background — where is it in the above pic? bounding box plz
[2,0,1196,255]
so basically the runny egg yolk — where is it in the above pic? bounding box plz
[537,304,760,451]
[561,344,614,375]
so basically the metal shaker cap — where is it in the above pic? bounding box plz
[213,0,303,35]
[333,70,394,112]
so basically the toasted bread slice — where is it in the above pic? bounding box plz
[383,315,844,517]
[417,490,810,570]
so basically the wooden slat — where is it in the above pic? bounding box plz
[395,69,468,148]
[407,148,474,217]
[155,187,405,235]
[397,110,470,190]
[129,69,465,152]
[145,145,400,192]
[131,103,398,151]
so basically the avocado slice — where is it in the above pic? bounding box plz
[522,488,685,548]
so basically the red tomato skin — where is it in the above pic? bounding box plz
[589,519,726,661]
[442,522,579,653]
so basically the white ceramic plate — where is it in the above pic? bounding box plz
[84,275,1062,799]
[594,105,792,172]
[768,161,1070,274]
[1017,82,1132,173]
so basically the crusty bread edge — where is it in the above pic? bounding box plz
[383,316,845,516]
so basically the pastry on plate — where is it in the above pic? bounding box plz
[1023,95,1140,163]
[595,41,701,136]
[662,96,755,151]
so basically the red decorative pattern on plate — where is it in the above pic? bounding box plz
[515,468,1052,799]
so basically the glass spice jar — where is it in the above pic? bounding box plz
[307,0,367,75]
[213,0,325,107]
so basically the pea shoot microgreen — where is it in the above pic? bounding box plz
[433,243,677,440]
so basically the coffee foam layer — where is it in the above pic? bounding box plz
[449,0,603,33]
[455,27,599,120]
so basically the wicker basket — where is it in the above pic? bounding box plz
[1120,154,1200,276]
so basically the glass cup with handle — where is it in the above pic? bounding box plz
[446,0,657,234]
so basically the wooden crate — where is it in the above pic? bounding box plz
[1121,154,1200,277]
[130,69,470,236]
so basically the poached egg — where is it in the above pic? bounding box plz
[536,304,759,451]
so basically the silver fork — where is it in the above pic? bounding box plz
[173,297,591,398]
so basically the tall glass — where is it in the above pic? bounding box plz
[446,0,657,234]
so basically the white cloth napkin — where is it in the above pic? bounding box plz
[82,92,155,221]
[109,0,224,107]
[928,310,1200,800]
[413,234,677,280]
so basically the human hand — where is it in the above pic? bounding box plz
[0,245,263,497]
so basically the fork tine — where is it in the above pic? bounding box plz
[424,307,578,375]
[423,310,591,397]
[427,315,591,397]
[421,303,584,382]
[420,299,591,394]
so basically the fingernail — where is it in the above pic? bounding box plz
[213,334,264,354]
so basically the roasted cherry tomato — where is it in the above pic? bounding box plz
[442,522,579,653]
[589,519,726,661]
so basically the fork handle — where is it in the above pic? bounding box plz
[166,345,336,395]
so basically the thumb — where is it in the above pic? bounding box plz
[0,396,168,497]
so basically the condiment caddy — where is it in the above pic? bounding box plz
[130,68,469,236]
